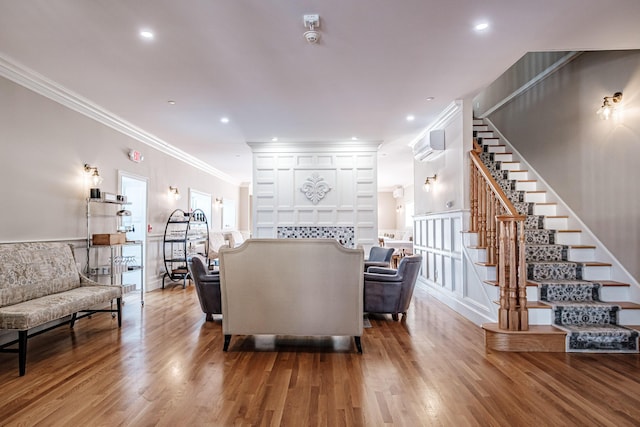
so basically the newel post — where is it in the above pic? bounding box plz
[496,215,528,331]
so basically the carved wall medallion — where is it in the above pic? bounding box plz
[300,172,331,204]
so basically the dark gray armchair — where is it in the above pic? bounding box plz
[363,254,422,320]
[188,255,222,321]
[364,246,395,271]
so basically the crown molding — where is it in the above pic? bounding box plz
[0,53,239,185]
[246,140,382,153]
[408,100,463,148]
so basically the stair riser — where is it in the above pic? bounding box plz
[476,131,494,139]
[463,232,478,247]
[555,232,582,245]
[582,265,612,281]
[466,248,487,263]
[500,162,521,171]
[528,308,553,325]
[516,181,537,191]
[525,192,546,203]
[566,247,595,262]
[493,153,513,162]
[476,265,496,281]
[545,217,568,230]
[508,171,528,180]
[473,119,484,126]
[618,310,640,325]
[600,286,630,301]
[533,204,557,216]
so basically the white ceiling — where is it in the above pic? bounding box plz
[1,1,639,189]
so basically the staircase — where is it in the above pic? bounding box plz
[471,118,640,352]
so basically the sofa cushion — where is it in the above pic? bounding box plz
[0,285,121,330]
[0,242,81,307]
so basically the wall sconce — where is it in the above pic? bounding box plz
[423,174,437,192]
[84,164,103,187]
[168,186,181,200]
[597,91,623,120]
[396,205,403,212]
[215,197,223,207]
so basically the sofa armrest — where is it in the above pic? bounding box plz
[364,272,403,283]
[79,274,121,288]
[366,266,397,275]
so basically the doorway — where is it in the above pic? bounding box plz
[119,171,148,303]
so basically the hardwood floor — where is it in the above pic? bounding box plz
[1,283,639,426]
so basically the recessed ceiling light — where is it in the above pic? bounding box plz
[474,22,489,31]
[139,30,154,40]
[406,115,415,122]
[220,117,230,124]
[271,137,278,142]
[167,100,176,105]
[426,97,435,101]
[351,136,358,141]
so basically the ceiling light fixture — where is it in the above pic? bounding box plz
[597,91,623,120]
[474,22,489,31]
[406,115,415,122]
[351,136,358,141]
[220,117,230,124]
[426,97,435,101]
[303,14,321,44]
[168,100,176,105]
[271,137,278,142]
[139,30,154,40]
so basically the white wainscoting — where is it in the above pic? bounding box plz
[414,210,497,326]
[249,141,379,248]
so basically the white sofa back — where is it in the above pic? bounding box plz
[219,238,363,338]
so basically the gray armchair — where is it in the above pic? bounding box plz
[363,254,422,320]
[364,246,395,271]
[188,255,222,321]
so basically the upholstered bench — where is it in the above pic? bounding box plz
[0,242,122,376]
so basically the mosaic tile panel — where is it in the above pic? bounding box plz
[277,226,355,248]
[527,262,581,280]
[526,244,566,262]
[539,281,600,302]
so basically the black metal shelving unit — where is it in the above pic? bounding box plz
[162,208,209,288]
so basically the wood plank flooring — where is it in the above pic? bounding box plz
[1,283,639,426]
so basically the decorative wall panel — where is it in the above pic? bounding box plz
[248,141,379,248]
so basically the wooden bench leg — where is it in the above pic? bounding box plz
[18,330,27,376]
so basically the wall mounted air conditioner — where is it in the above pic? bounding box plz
[392,187,404,199]
[413,129,445,161]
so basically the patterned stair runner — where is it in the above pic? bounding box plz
[476,132,639,352]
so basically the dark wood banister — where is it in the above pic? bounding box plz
[469,139,528,331]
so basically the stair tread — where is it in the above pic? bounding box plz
[547,216,569,219]
[569,245,595,248]
[482,323,567,335]
[535,301,640,309]
[467,245,487,250]
[581,261,612,267]
[484,280,537,287]
[556,229,582,233]
[475,262,497,267]
[526,190,546,193]
[528,279,630,287]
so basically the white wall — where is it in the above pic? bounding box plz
[0,75,239,291]
[249,141,379,248]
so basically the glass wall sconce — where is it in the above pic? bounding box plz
[423,174,437,192]
[84,164,103,187]
[597,91,623,120]
[168,186,181,200]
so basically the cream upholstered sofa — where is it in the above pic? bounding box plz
[219,238,364,352]
[0,242,122,376]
